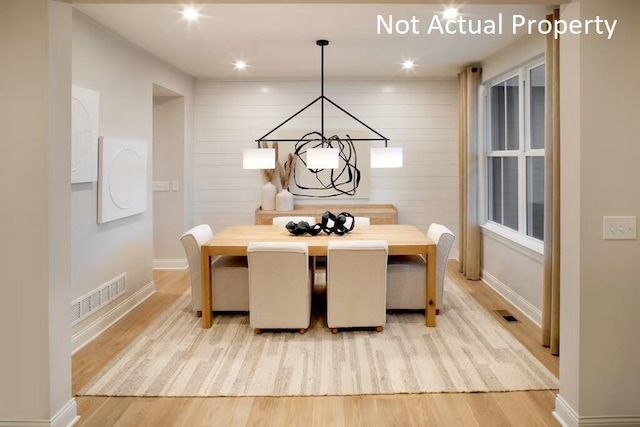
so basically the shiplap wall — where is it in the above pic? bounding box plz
[194,79,459,239]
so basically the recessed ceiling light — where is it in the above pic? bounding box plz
[181,7,201,22]
[234,60,247,70]
[402,60,415,70]
[443,7,460,20]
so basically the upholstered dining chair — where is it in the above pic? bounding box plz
[180,224,249,316]
[272,216,316,226]
[326,240,388,333]
[273,216,318,282]
[247,242,312,334]
[344,216,370,228]
[386,223,455,314]
[315,216,370,274]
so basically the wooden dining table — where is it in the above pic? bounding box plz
[200,224,437,328]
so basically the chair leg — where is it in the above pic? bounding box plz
[196,310,202,317]
[376,326,383,333]
[254,328,261,334]
[299,328,306,334]
[331,328,338,334]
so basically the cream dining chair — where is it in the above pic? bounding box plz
[273,216,318,282]
[247,242,312,334]
[315,216,370,274]
[386,223,455,314]
[180,224,249,316]
[344,216,370,228]
[326,240,388,333]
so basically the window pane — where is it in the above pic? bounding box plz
[503,157,519,231]
[530,65,545,150]
[527,156,545,240]
[490,83,505,151]
[506,76,519,150]
[489,157,503,223]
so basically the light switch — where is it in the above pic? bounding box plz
[153,181,170,192]
[171,181,180,191]
[603,216,637,240]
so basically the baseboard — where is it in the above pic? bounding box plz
[51,399,79,427]
[577,417,640,426]
[71,281,156,354]
[481,269,542,327]
[0,398,79,427]
[153,259,188,270]
[554,395,640,426]
[554,395,579,427]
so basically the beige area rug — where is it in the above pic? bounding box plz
[78,278,558,397]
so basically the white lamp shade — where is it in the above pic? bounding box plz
[243,148,275,169]
[371,147,403,168]
[307,148,339,169]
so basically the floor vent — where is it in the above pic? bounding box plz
[71,273,127,325]
[495,309,520,323]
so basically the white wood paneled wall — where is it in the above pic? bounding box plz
[194,80,459,237]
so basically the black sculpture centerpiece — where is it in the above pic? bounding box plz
[285,211,355,236]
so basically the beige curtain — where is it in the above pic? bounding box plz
[542,9,561,355]
[458,66,481,280]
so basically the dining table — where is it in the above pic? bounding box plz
[200,224,437,328]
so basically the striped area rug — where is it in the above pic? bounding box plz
[78,278,558,397]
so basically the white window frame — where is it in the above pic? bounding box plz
[479,56,545,255]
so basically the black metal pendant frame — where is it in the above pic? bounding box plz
[255,40,389,148]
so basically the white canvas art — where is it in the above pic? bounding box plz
[98,137,148,224]
[71,85,100,183]
[276,131,371,199]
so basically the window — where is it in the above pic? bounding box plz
[527,65,545,240]
[485,61,545,244]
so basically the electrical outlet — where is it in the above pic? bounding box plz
[603,216,637,240]
[172,181,180,191]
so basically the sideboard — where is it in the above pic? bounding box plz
[255,204,398,225]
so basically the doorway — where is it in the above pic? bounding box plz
[152,84,186,269]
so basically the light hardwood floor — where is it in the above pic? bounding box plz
[73,262,559,427]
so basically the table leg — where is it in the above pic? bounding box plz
[426,246,437,327]
[201,247,213,328]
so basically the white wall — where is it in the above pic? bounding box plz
[480,33,546,324]
[481,230,544,324]
[71,11,194,333]
[0,0,75,424]
[558,0,640,423]
[194,79,459,241]
[558,1,582,417]
[153,95,187,265]
[482,31,546,83]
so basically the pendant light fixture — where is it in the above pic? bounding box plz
[242,147,275,169]
[371,147,403,168]
[243,40,402,170]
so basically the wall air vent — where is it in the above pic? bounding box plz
[71,273,127,325]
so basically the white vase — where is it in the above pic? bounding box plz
[275,189,294,211]
[261,182,277,211]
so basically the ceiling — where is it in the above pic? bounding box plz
[75,3,550,79]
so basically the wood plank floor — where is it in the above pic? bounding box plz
[73,262,559,427]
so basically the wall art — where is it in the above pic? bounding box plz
[276,130,371,199]
[98,137,148,224]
